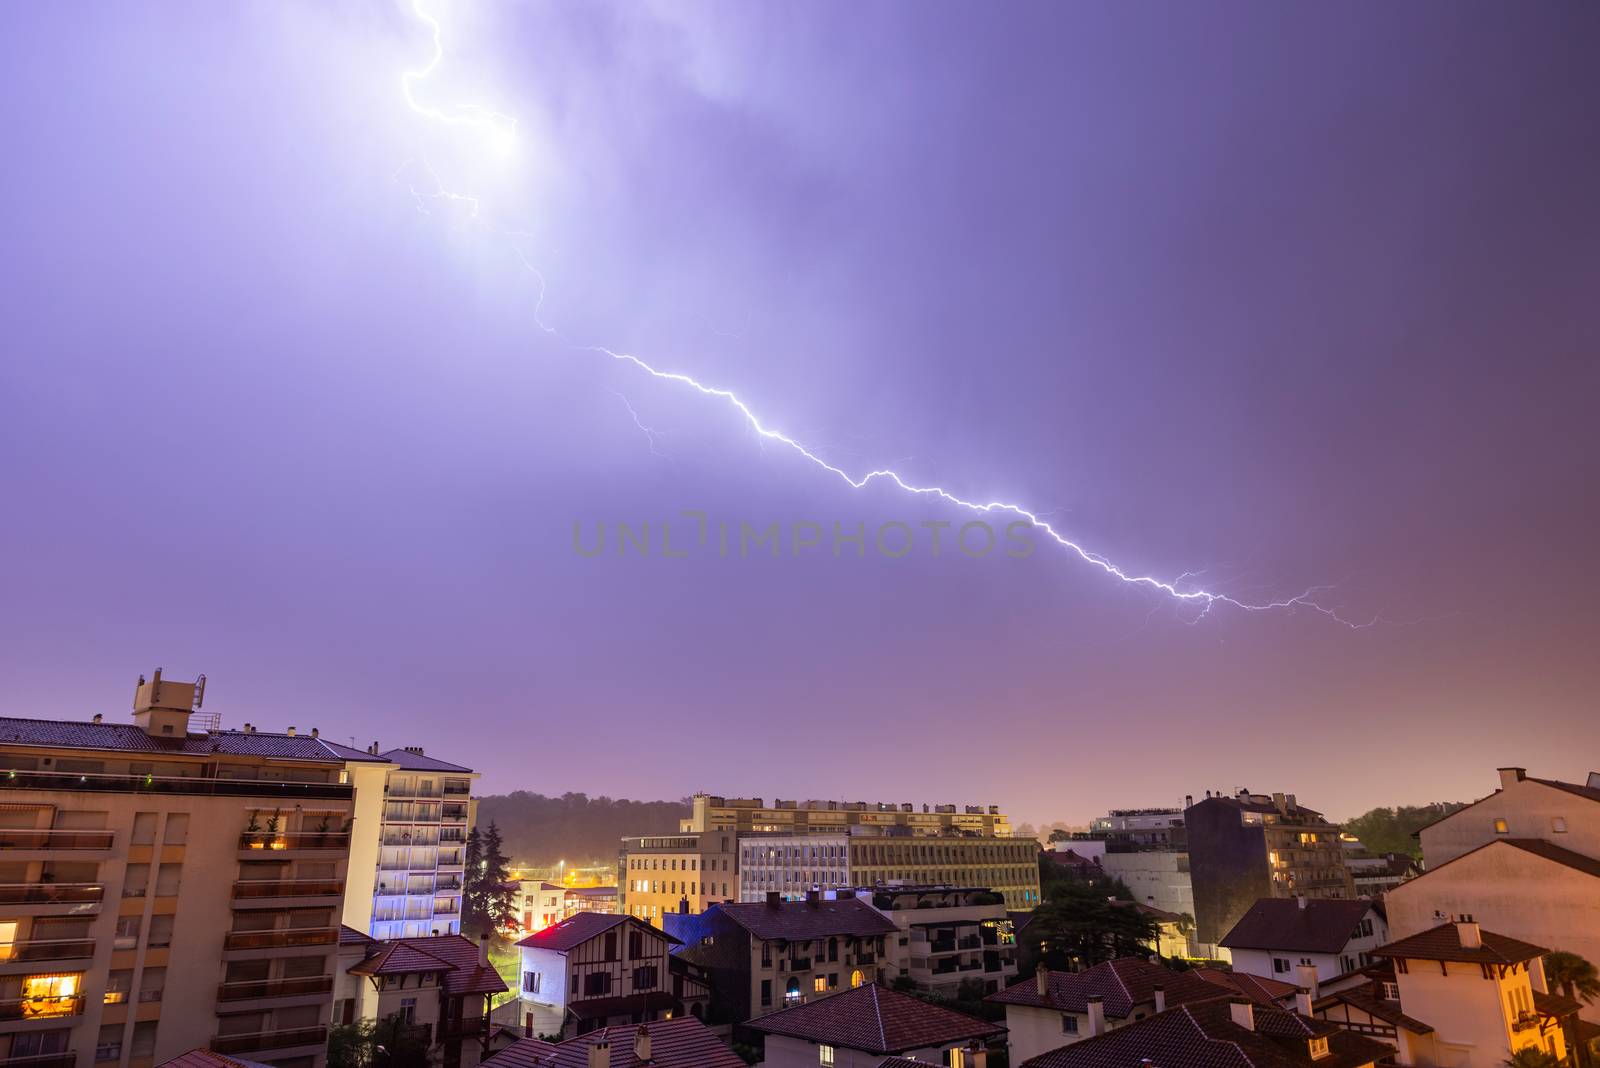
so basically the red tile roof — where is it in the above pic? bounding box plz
[711,898,899,941]
[339,925,378,947]
[1220,898,1380,954]
[1021,998,1394,1068]
[516,912,660,952]
[749,983,1004,1054]
[1373,923,1548,965]
[157,1051,276,1068]
[347,934,507,996]
[1193,969,1300,1005]
[483,1018,745,1068]
[988,958,1240,1017]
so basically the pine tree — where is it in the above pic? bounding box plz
[462,825,486,936]
[482,821,515,933]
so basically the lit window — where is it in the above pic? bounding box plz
[1493,818,1509,834]
[818,1046,835,1066]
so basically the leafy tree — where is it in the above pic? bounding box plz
[1545,951,1600,1004]
[327,1018,431,1068]
[1343,803,1467,860]
[1021,879,1160,971]
[1504,1048,1561,1068]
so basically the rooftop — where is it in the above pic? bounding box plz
[708,897,899,941]
[1373,922,1548,966]
[348,934,507,996]
[483,1018,745,1068]
[0,715,389,763]
[1221,898,1382,954]
[988,959,1246,1017]
[748,982,1004,1054]
[517,912,661,953]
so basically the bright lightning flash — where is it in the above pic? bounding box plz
[397,2,1376,629]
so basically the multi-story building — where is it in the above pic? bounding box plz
[681,795,1012,838]
[560,887,616,917]
[363,750,476,941]
[332,929,506,1068]
[1185,790,1354,949]
[1385,767,1600,1023]
[0,670,373,1068]
[616,833,736,926]
[514,884,566,936]
[857,885,1017,996]
[737,830,1040,911]
[664,892,897,1025]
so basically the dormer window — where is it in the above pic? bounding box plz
[1309,1037,1330,1059]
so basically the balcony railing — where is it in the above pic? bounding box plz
[238,832,352,851]
[232,879,345,899]
[217,974,334,1001]
[0,938,97,962]
[0,1054,77,1068]
[0,995,86,1020]
[223,927,339,951]
[0,830,115,851]
[0,883,104,906]
[0,769,351,801]
[211,1026,328,1054]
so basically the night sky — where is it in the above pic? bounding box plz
[3,2,1596,826]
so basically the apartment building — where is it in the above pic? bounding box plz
[514,884,565,936]
[737,830,1040,911]
[332,930,506,1068]
[1386,767,1600,1023]
[664,893,897,1025]
[616,833,736,926]
[858,886,1017,996]
[1185,790,1355,949]
[364,750,476,942]
[681,794,1012,838]
[0,671,372,1068]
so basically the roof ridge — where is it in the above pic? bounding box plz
[873,983,887,1051]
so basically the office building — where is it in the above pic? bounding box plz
[857,885,1018,997]
[616,833,736,926]
[681,794,1012,838]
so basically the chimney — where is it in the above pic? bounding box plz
[1296,963,1319,1002]
[633,1025,650,1061]
[92,714,102,725]
[1154,985,1166,1013]
[806,889,821,907]
[1036,962,1049,998]
[524,1012,533,1038]
[286,726,296,737]
[587,1040,608,1068]
[479,933,490,966]
[966,1041,988,1068]
[1498,767,1526,790]
[310,727,319,739]
[1185,794,1194,808]
[1588,772,1600,791]
[1229,998,1255,1031]
[1087,994,1106,1036]
[679,896,690,914]
[1296,989,1313,1016]
[1298,895,1308,911]
[766,891,781,909]
[1456,921,1482,949]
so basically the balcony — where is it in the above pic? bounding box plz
[0,939,96,964]
[223,927,338,951]
[0,769,351,801]
[231,879,345,901]
[0,1054,77,1068]
[217,975,334,1002]
[211,1026,328,1054]
[0,884,103,907]
[0,995,85,1021]
[238,832,351,852]
[0,830,114,851]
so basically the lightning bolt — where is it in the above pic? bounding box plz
[398,1,1378,628]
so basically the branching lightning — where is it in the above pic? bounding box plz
[398,1,1378,628]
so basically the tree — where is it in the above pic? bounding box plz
[462,826,486,935]
[326,1018,431,1068]
[1343,803,1467,860]
[1504,1048,1561,1068]
[481,821,516,932]
[1545,952,1600,1004]
[1021,880,1160,971]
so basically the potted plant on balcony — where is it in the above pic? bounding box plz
[265,808,285,850]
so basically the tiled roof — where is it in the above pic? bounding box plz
[339,924,378,947]
[988,958,1239,1017]
[1193,969,1300,1004]
[1312,988,1433,1034]
[157,1051,276,1068]
[0,716,391,762]
[1221,898,1379,954]
[749,983,1004,1054]
[712,898,899,941]
[1373,923,1548,965]
[348,935,507,996]
[1535,990,1584,1019]
[1021,998,1394,1068]
[483,1018,745,1068]
[377,747,474,773]
[516,912,673,953]
[1413,774,1600,835]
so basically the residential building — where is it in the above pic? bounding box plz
[985,958,1265,1064]
[855,885,1017,996]
[1364,921,1573,1067]
[1220,897,1388,983]
[747,982,1004,1068]
[616,833,736,927]
[681,795,1012,838]
[1016,995,1393,1068]
[501,913,709,1040]
[560,888,616,917]
[1344,851,1422,897]
[1185,790,1354,949]
[738,831,1041,911]
[480,1017,745,1068]
[363,749,476,941]
[663,892,897,1025]
[514,884,565,935]
[332,930,506,1068]
[1090,808,1218,958]
[1386,768,1600,1022]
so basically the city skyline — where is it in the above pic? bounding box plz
[2,2,1596,829]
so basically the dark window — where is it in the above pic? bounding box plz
[760,980,772,1007]
[603,932,617,960]
[1062,1015,1079,1034]
[584,973,612,996]
[629,931,644,959]
[633,966,658,990]
[1273,958,1290,974]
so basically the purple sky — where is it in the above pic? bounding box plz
[2,2,1596,826]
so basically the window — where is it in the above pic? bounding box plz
[1273,958,1290,974]
[147,915,174,949]
[633,966,658,990]
[155,864,182,897]
[104,971,132,1005]
[785,978,801,1003]
[761,980,772,1007]
[1493,818,1509,835]
[399,997,417,1024]
[584,973,612,996]
[21,973,83,1016]
[1553,817,1568,833]
[603,932,617,959]
[138,968,165,1003]
[1309,1037,1329,1059]
[945,1049,967,1068]
[850,970,865,989]
[819,1046,835,1066]
[1062,1014,1079,1034]
[114,917,141,950]
[1382,981,1400,1001]
[95,1024,123,1062]
[814,975,828,993]
[523,971,541,994]
[163,813,189,845]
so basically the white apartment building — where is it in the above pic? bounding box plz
[366,749,477,941]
